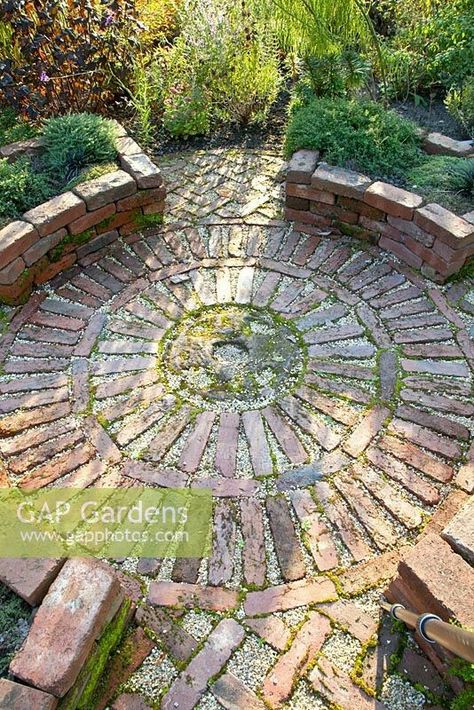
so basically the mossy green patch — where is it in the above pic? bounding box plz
[50,229,94,262]
[58,598,132,710]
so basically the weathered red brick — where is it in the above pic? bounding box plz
[287,150,320,184]
[343,405,390,457]
[211,672,265,710]
[340,548,404,595]
[0,679,58,709]
[263,612,331,707]
[267,495,306,581]
[0,558,64,606]
[244,578,336,616]
[364,181,423,220]
[244,616,290,651]
[0,220,38,266]
[161,619,244,710]
[379,236,423,268]
[148,581,238,611]
[73,171,137,210]
[68,203,116,235]
[414,203,474,247]
[241,498,266,587]
[10,558,124,697]
[311,164,372,198]
[23,192,86,237]
[208,500,236,586]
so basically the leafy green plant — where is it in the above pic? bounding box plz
[285,97,422,179]
[41,113,118,183]
[378,0,474,97]
[303,49,372,98]
[0,107,37,146]
[0,157,53,222]
[445,79,474,139]
[406,155,474,214]
[156,0,282,137]
[449,659,474,710]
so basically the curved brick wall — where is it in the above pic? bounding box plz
[0,123,165,305]
[285,149,474,284]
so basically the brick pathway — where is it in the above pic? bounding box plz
[1,148,472,709]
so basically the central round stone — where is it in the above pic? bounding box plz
[160,304,305,411]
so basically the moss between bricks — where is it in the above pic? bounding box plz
[58,597,132,710]
[50,229,94,263]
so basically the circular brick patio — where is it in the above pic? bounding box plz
[0,149,472,709]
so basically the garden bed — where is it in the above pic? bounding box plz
[0,121,165,306]
[285,133,474,283]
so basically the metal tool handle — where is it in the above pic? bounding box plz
[381,601,474,663]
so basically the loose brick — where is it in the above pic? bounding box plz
[244,616,290,651]
[242,410,273,476]
[23,192,85,237]
[262,406,307,465]
[364,181,423,220]
[423,132,474,157]
[178,411,216,473]
[148,581,238,611]
[287,150,320,184]
[0,558,64,605]
[0,257,26,285]
[241,498,266,587]
[161,619,244,710]
[442,499,474,565]
[212,672,266,710]
[340,548,403,595]
[318,599,377,643]
[120,153,162,189]
[311,164,372,198]
[414,203,474,247]
[290,489,338,570]
[208,500,236,586]
[310,657,384,709]
[334,475,397,550]
[263,612,331,708]
[366,446,441,506]
[135,606,197,662]
[343,405,390,457]
[266,495,306,581]
[73,171,137,210]
[0,679,58,710]
[0,220,38,266]
[396,533,474,627]
[10,558,124,697]
[244,578,336,615]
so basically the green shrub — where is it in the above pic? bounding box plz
[156,0,282,138]
[445,79,474,139]
[0,107,37,146]
[378,0,474,97]
[0,157,53,222]
[285,97,422,179]
[41,113,118,182]
[406,156,474,214]
[304,50,372,99]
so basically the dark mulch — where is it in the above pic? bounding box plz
[391,99,469,141]
[125,89,291,157]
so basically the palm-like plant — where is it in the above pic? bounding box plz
[259,0,387,94]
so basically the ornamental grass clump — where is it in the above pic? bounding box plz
[41,113,118,183]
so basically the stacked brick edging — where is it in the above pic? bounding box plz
[0,557,136,709]
[386,496,474,693]
[0,121,165,305]
[285,149,474,283]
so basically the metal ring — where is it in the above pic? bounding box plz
[390,603,405,621]
[417,613,442,643]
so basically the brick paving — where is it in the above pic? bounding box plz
[0,147,472,708]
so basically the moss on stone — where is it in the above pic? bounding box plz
[50,229,94,263]
[58,598,132,710]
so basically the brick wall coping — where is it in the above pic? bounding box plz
[0,120,165,304]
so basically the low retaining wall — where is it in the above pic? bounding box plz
[285,149,474,283]
[0,122,165,305]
